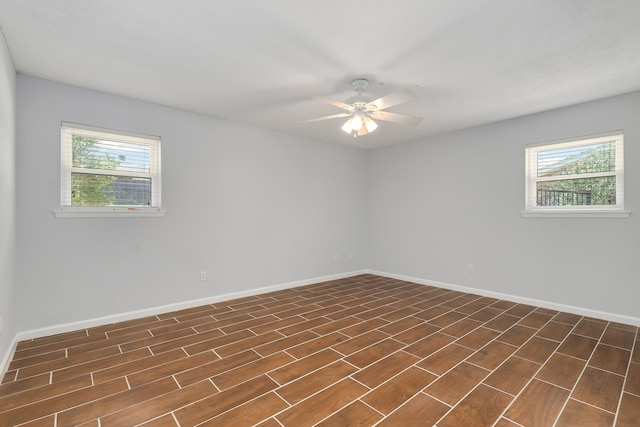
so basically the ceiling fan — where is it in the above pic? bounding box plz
[303,78,422,137]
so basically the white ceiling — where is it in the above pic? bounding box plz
[1,0,640,149]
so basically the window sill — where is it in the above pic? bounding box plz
[53,209,166,218]
[521,210,631,218]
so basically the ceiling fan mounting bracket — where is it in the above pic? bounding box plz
[351,78,369,94]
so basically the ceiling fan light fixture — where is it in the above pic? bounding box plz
[341,114,378,137]
[341,118,354,134]
[364,117,378,133]
[351,113,363,131]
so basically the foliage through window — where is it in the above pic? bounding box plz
[524,132,625,216]
[59,123,162,216]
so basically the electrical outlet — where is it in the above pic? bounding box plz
[200,271,207,281]
[467,264,474,273]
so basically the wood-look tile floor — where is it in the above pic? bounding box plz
[1,274,639,426]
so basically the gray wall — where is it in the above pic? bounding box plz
[11,74,640,338]
[15,76,367,331]
[0,32,16,362]
[367,91,640,320]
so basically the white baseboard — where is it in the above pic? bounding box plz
[0,334,19,382]
[15,270,369,342]
[367,269,640,327]
[4,269,638,379]
[1,270,366,378]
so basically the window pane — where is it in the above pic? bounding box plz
[537,140,616,177]
[72,135,151,174]
[536,176,616,206]
[72,173,151,206]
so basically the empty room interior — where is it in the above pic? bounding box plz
[1,1,640,426]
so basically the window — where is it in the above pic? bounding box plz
[55,122,164,218]
[523,132,629,217]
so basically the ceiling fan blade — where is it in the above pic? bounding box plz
[366,89,417,111]
[371,110,423,126]
[312,95,355,111]
[299,112,352,123]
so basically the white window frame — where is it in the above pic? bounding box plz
[522,131,630,218]
[54,122,165,218]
